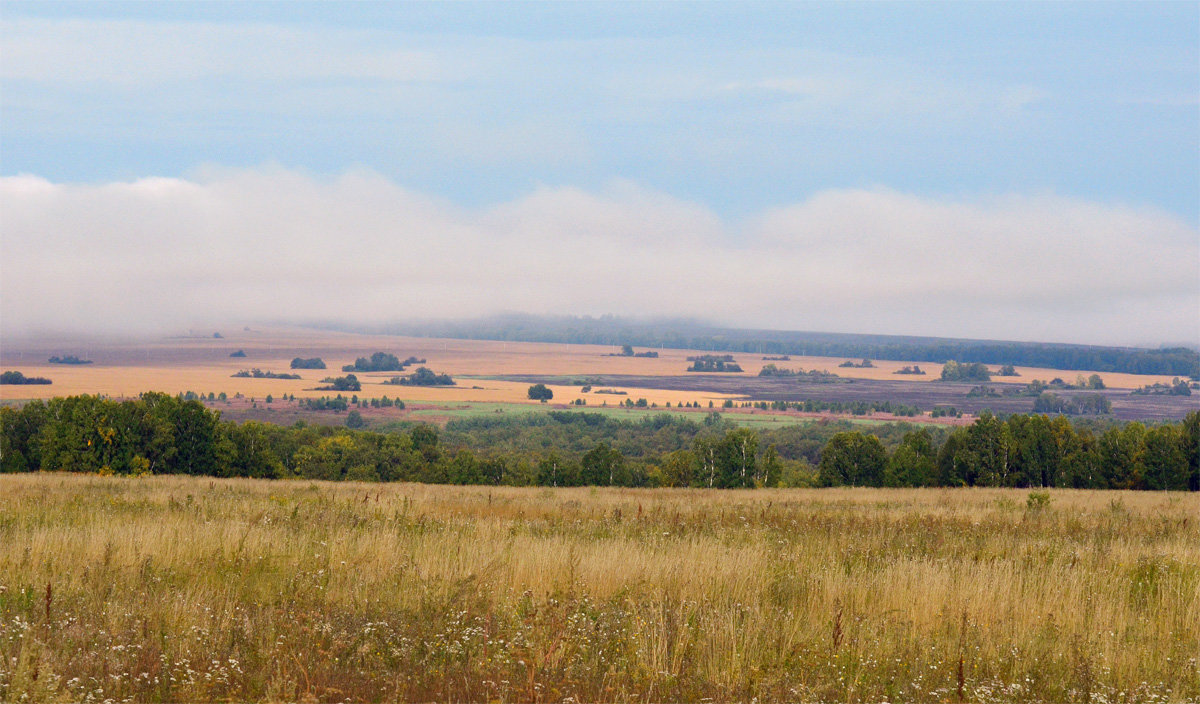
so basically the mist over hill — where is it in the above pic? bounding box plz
[313,314,1200,377]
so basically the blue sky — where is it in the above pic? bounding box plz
[2,2,1198,344]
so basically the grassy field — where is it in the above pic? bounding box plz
[391,400,908,428]
[1,475,1196,703]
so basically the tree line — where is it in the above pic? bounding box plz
[367,314,1200,377]
[1,394,1195,490]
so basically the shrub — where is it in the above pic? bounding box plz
[1026,491,1051,512]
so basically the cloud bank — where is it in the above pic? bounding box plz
[2,167,1196,346]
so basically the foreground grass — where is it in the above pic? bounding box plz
[1,476,1197,703]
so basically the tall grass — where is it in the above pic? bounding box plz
[1,474,1197,702]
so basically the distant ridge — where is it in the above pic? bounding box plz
[312,314,1200,378]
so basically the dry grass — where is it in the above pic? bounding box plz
[0,326,1179,404]
[1,474,1196,703]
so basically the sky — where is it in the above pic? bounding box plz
[2,1,1198,346]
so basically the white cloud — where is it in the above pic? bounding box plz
[0,18,444,84]
[1,168,1196,346]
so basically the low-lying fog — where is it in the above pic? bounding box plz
[3,167,1197,347]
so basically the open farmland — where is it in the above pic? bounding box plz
[1,326,1192,424]
[502,374,1200,422]
[0,327,744,408]
[1,475,1196,703]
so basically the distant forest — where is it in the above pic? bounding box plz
[342,315,1200,377]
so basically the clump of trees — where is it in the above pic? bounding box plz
[838,359,874,368]
[687,355,743,372]
[343,353,425,373]
[895,365,925,375]
[744,398,921,417]
[229,350,247,358]
[818,411,1196,490]
[528,384,554,402]
[290,358,326,369]
[47,355,91,365]
[232,369,301,380]
[997,364,1019,376]
[758,364,840,381]
[1133,378,1192,396]
[300,396,349,411]
[317,375,362,392]
[1032,392,1112,415]
[940,360,992,382]
[1021,375,1105,395]
[0,371,51,385]
[609,345,659,358]
[384,367,454,386]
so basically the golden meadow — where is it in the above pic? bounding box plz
[1,474,1197,703]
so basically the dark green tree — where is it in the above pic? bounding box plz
[581,443,625,486]
[1142,424,1186,491]
[818,431,886,486]
[528,383,554,402]
[886,428,936,487]
[716,427,758,488]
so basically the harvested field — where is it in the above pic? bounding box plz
[0,327,740,406]
[1,327,1189,420]
[502,374,1200,421]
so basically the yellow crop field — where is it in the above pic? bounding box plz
[0,327,742,406]
[0,326,1183,410]
[1,474,1196,703]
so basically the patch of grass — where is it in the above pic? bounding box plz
[396,400,893,429]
